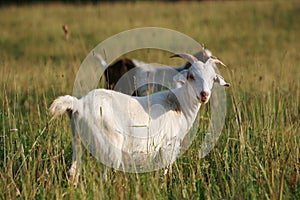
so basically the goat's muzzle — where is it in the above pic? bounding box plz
[198,91,209,104]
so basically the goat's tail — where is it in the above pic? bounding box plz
[49,95,77,119]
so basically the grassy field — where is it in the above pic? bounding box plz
[0,1,299,199]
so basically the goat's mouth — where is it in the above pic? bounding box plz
[197,96,208,104]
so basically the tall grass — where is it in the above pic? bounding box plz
[0,1,299,199]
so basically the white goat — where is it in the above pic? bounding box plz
[49,53,230,185]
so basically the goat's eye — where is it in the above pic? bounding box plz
[187,72,195,80]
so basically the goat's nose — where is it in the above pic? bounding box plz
[200,91,209,98]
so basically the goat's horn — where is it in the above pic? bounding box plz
[170,53,198,64]
[209,56,227,67]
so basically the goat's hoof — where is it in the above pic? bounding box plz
[102,176,107,183]
[68,173,80,187]
[102,171,108,183]
[68,168,80,187]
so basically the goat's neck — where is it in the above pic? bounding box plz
[172,84,200,121]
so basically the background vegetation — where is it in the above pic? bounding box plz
[0,1,299,199]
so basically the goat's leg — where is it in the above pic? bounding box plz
[102,166,108,183]
[68,112,82,186]
[165,164,173,197]
[68,137,81,186]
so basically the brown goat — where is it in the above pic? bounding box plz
[101,49,212,96]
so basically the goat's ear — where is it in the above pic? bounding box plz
[173,70,188,85]
[215,74,230,87]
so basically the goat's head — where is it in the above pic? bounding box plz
[172,53,230,104]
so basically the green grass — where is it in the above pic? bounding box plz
[0,1,299,199]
